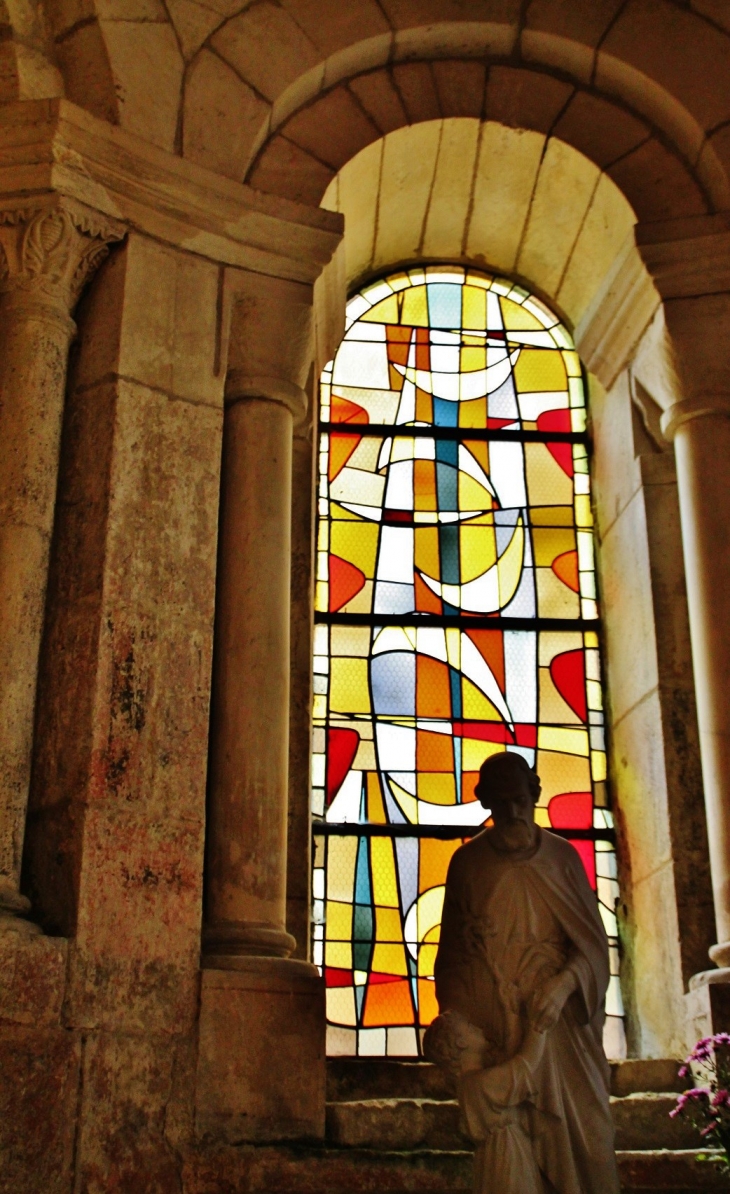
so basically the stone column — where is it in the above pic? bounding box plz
[638,219,730,1037]
[196,272,325,1142]
[0,200,124,934]
[661,391,730,959]
[203,384,300,960]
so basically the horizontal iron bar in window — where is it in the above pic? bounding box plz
[315,612,599,631]
[319,421,588,444]
[312,821,615,843]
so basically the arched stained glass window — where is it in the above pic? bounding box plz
[311,266,624,1059]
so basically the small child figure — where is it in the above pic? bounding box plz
[424,1010,547,1193]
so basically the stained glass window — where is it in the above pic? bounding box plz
[311,266,624,1060]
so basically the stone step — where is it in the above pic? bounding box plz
[182,1144,728,1192]
[326,1057,685,1103]
[326,1093,698,1152]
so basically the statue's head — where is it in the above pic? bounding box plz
[475,752,541,852]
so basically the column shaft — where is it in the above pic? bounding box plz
[671,410,730,949]
[204,396,296,958]
[0,299,74,926]
[0,201,124,931]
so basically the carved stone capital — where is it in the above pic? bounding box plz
[225,270,314,427]
[225,370,308,420]
[0,198,126,328]
[661,393,730,441]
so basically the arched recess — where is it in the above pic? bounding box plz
[288,120,713,1059]
[45,3,730,222]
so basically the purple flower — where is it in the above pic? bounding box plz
[670,1088,711,1118]
[713,1090,730,1109]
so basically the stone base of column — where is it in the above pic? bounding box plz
[195,956,325,1144]
[0,883,41,937]
[685,969,730,1050]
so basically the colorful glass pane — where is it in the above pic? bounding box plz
[312,267,624,1058]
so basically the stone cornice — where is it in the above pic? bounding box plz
[636,213,730,300]
[574,233,660,392]
[0,99,343,286]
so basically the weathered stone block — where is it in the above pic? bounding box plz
[196,958,326,1143]
[73,1030,187,1192]
[0,932,67,1025]
[0,1027,80,1194]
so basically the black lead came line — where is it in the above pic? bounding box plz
[311,822,615,843]
[319,421,588,445]
[315,613,599,631]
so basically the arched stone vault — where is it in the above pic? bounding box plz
[311,119,660,397]
[40,1,730,222]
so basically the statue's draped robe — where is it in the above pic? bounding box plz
[435,828,620,1194]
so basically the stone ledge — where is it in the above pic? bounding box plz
[179,1144,729,1192]
[0,99,343,284]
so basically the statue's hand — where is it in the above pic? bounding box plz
[529,968,578,1032]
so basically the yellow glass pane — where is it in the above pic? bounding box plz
[563,349,582,377]
[367,771,387,823]
[532,527,576,567]
[462,737,503,771]
[418,773,457,805]
[459,398,487,428]
[538,726,590,756]
[460,524,497,581]
[330,658,371,713]
[514,349,567,392]
[462,677,503,720]
[592,750,607,782]
[584,631,599,648]
[415,526,441,576]
[463,440,489,473]
[330,501,362,521]
[414,459,437,510]
[401,285,429,326]
[371,837,400,907]
[327,986,357,1026]
[500,296,544,330]
[374,907,404,942]
[462,285,487,329]
[326,899,353,938]
[536,568,581,617]
[419,839,460,892]
[525,443,574,506]
[461,346,486,372]
[575,494,593,527]
[459,472,495,512]
[418,942,439,977]
[372,943,409,976]
[536,750,591,799]
[331,625,371,656]
[326,941,352,969]
[361,293,399,323]
[327,835,358,897]
[331,521,379,576]
[530,504,574,526]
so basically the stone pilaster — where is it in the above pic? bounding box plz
[0,198,124,933]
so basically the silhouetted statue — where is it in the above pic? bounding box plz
[426,752,619,1194]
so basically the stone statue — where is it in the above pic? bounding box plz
[425,752,620,1194]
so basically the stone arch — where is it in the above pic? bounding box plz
[0,0,64,102]
[313,119,659,393]
[43,2,730,221]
